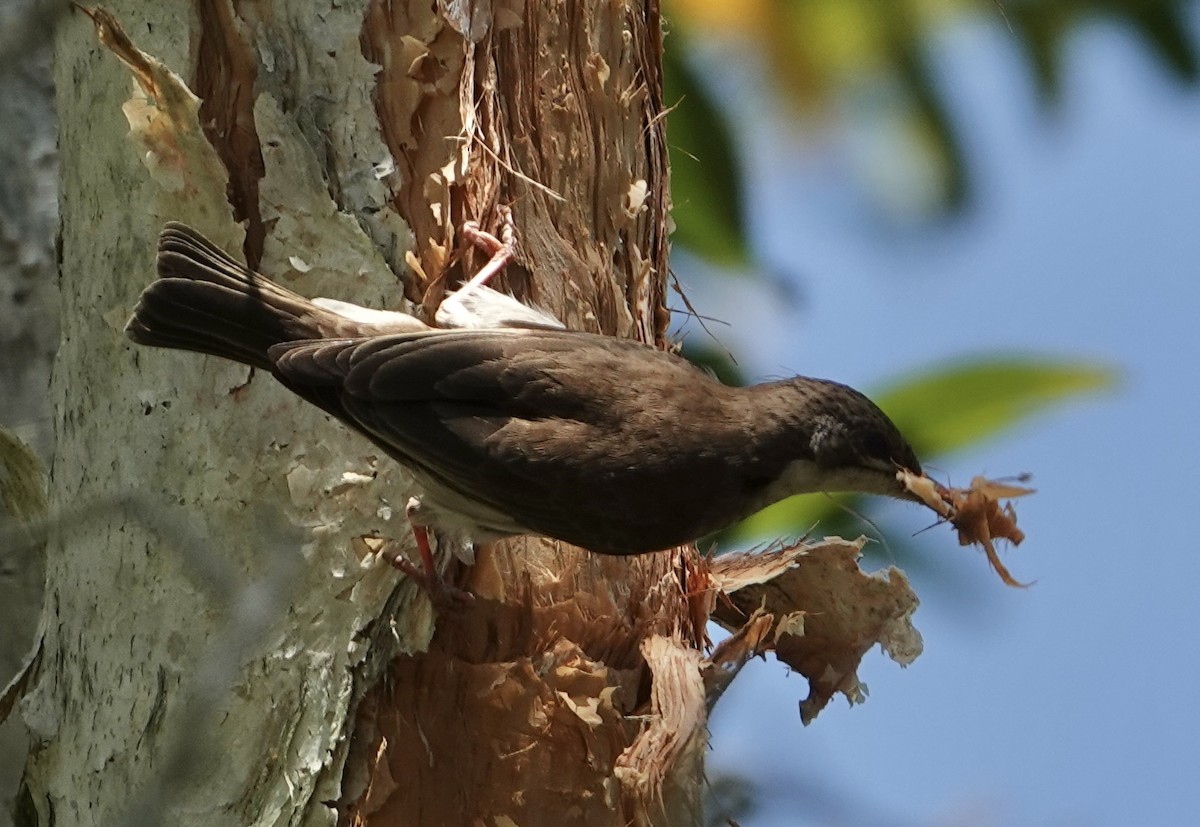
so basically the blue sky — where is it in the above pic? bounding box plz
[687,13,1200,827]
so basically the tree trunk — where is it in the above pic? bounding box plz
[0,16,56,824]
[18,1,695,825]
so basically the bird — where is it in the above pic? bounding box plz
[126,222,923,589]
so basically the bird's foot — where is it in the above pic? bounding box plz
[456,205,515,297]
[382,542,474,611]
[381,505,474,610]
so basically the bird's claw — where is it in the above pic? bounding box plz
[382,544,475,611]
[456,206,516,295]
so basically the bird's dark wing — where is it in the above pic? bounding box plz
[269,328,754,553]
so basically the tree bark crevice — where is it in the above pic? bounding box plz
[27,3,692,826]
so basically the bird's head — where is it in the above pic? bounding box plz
[750,377,923,506]
[801,378,922,500]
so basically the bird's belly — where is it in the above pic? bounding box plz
[408,471,530,540]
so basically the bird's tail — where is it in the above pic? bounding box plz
[125,223,367,371]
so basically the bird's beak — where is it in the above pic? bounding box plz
[892,466,928,503]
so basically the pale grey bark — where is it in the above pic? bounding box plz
[0,3,58,821]
[4,3,934,826]
[18,3,433,824]
[0,0,60,457]
[7,0,783,824]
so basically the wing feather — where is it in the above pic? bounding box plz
[268,327,750,553]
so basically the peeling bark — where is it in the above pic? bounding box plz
[16,2,926,825]
[361,0,672,343]
[709,539,922,724]
[23,2,691,826]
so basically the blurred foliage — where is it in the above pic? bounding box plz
[876,356,1115,457]
[680,342,749,388]
[662,1,1152,556]
[666,8,1149,819]
[703,772,759,826]
[663,0,1200,250]
[1011,1,1199,101]
[663,45,749,265]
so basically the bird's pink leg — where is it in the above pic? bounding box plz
[380,501,473,609]
[456,205,515,298]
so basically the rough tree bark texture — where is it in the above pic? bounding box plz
[0,45,58,462]
[0,19,57,824]
[15,2,926,824]
[18,1,694,826]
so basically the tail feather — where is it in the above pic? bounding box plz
[126,223,363,371]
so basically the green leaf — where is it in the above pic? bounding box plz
[1124,1,1199,83]
[718,492,849,549]
[680,342,747,388]
[874,356,1116,457]
[663,41,749,266]
[882,2,969,211]
[1010,4,1074,104]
